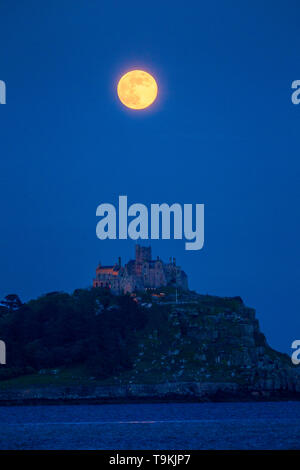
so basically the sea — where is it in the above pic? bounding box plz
[0,401,300,450]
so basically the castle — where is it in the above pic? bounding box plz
[93,245,188,295]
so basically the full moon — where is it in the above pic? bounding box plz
[117,70,158,110]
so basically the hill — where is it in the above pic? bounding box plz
[0,287,299,402]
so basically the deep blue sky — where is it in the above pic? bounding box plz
[0,1,299,353]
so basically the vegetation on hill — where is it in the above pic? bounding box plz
[0,289,146,381]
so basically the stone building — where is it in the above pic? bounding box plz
[93,245,188,295]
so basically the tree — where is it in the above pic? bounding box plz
[0,294,22,312]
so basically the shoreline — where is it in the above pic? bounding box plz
[1,397,300,406]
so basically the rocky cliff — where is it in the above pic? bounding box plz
[115,293,300,397]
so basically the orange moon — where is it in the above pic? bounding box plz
[117,70,158,110]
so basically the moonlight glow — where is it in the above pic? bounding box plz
[117,70,158,110]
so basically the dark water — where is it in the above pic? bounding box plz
[0,401,300,449]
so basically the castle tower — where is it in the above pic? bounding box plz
[135,244,151,263]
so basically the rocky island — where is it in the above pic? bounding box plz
[0,285,299,405]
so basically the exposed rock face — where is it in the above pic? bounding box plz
[122,294,300,397]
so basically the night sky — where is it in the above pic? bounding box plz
[0,1,299,353]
